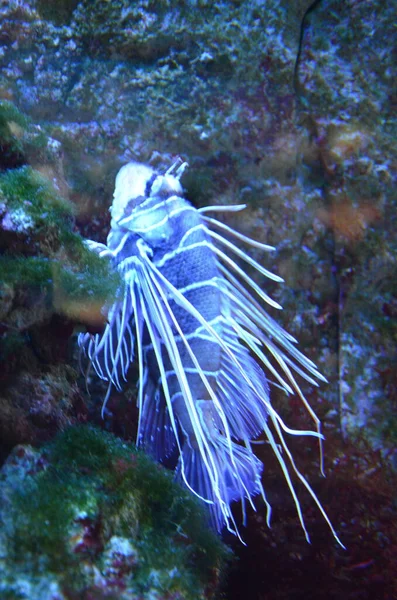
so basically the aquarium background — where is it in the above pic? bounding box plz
[0,1,396,599]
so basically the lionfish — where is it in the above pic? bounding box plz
[78,159,343,545]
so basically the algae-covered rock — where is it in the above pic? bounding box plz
[296,0,397,462]
[0,426,226,600]
[0,365,81,451]
[0,142,121,452]
[0,1,396,598]
[0,99,47,169]
[0,164,121,335]
[0,165,74,254]
[0,0,309,207]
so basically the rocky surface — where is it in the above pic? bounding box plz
[0,426,225,600]
[295,0,396,462]
[3,0,393,460]
[0,156,120,456]
[0,1,396,599]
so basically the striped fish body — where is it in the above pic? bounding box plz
[106,175,266,525]
[111,193,225,431]
[79,160,343,545]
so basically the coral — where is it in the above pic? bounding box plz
[0,426,227,600]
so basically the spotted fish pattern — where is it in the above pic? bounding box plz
[78,160,343,545]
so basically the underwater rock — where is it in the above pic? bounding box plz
[0,1,395,597]
[0,164,74,255]
[0,426,226,600]
[0,281,14,320]
[0,138,121,454]
[0,365,81,451]
[296,0,397,463]
[0,0,310,206]
[0,162,120,343]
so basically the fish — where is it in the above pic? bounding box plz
[78,158,343,546]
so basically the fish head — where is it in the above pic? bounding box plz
[110,161,155,224]
[110,161,185,227]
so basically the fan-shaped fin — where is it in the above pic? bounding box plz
[138,373,177,461]
[175,435,263,535]
[78,291,135,393]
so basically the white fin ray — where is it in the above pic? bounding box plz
[143,248,325,459]
[133,272,215,503]
[202,215,275,251]
[131,278,145,444]
[221,269,325,380]
[198,203,247,214]
[141,252,265,526]
[78,289,135,395]
[139,247,343,543]
[133,256,226,507]
[207,228,283,282]
[236,311,321,389]
[222,269,299,343]
[210,243,282,309]
[266,410,346,548]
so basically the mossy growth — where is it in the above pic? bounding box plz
[0,252,122,328]
[1,426,227,599]
[0,166,122,324]
[0,165,73,236]
[0,101,47,165]
[0,257,52,289]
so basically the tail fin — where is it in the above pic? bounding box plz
[175,434,263,536]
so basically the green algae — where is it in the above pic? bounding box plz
[0,100,47,164]
[0,251,121,327]
[0,166,73,237]
[0,165,122,324]
[1,426,227,599]
[0,256,52,288]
